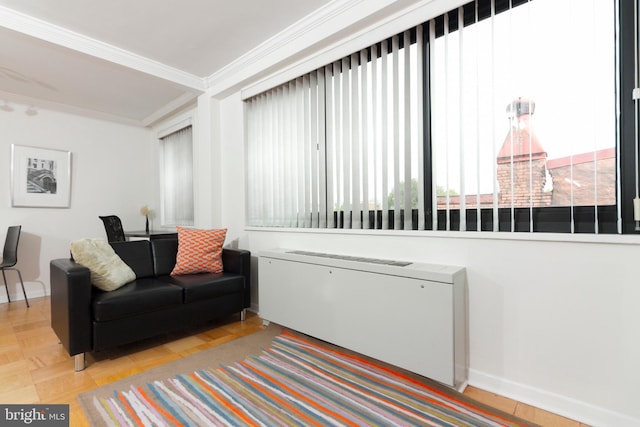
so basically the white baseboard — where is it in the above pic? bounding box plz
[0,288,47,305]
[469,369,640,427]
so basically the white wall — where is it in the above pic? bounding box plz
[0,101,157,303]
[1,0,630,425]
[212,1,640,424]
[217,90,640,426]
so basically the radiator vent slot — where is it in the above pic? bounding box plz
[287,250,412,267]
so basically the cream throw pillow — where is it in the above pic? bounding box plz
[70,238,136,291]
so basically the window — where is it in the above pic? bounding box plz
[325,31,424,230]
[245,0,637,234]
[246,32,425,230]
[160,125,194,226]
[429,0,619,233]
[245,75,325,227]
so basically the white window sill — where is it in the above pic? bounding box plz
[245,226,640,246]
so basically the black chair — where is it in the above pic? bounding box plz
[0,225,29,307]
[99,215,126,242]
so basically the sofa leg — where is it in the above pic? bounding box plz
[74,353,85,371]
[241,309,246,321]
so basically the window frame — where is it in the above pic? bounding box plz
[619,0,637,234]
[245,0,638,235]
[420,0,628,234]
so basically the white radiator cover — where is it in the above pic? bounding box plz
[258,248,468,389]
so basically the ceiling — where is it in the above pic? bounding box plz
[0,0,332,126]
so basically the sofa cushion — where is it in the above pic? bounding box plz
[151,237,179,276]
[110,240,155,279]
[92,278,183,322]
[171,227,227,275]
[70,238,135,291]
[161,273,244,304]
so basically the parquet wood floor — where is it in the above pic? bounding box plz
[0,297,588,426]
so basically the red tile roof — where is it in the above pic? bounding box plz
[546,147,615,169]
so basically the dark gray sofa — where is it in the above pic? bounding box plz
[49,237,250,370]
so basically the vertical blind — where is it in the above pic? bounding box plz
[429,0,617,233]
[325,29,424,230]
[246,29,424,230]
[160,125,194,226]
[245,0,620,234]
[429,0,618,233]
[245,73,325,227]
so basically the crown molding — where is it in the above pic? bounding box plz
[204,0,454,98]
[142,92,198,127]
[205,0,367,96]
[232,0,450,100]
[0,5,206,92]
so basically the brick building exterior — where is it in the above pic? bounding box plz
[496,98,552,208]
[437,98,615,210]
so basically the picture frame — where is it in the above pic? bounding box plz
[11,144,72,208]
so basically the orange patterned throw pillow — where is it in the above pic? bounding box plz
[170,227,227,275]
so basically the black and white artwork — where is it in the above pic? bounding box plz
[11,145,71,208]
[26,157,57,194]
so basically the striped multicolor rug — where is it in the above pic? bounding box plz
[90,331,532,426]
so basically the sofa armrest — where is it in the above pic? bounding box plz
[222,248,251,308]
[50,259,93,356]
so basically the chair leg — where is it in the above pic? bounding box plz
[14,268,29,308]
[1,270,11,302]
[1,268,28,307]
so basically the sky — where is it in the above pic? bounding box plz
[430,0,616,195]
[324,0,617,207]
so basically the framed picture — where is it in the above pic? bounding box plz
[11,144,72,208]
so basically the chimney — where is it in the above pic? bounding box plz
[497,98,552,208]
